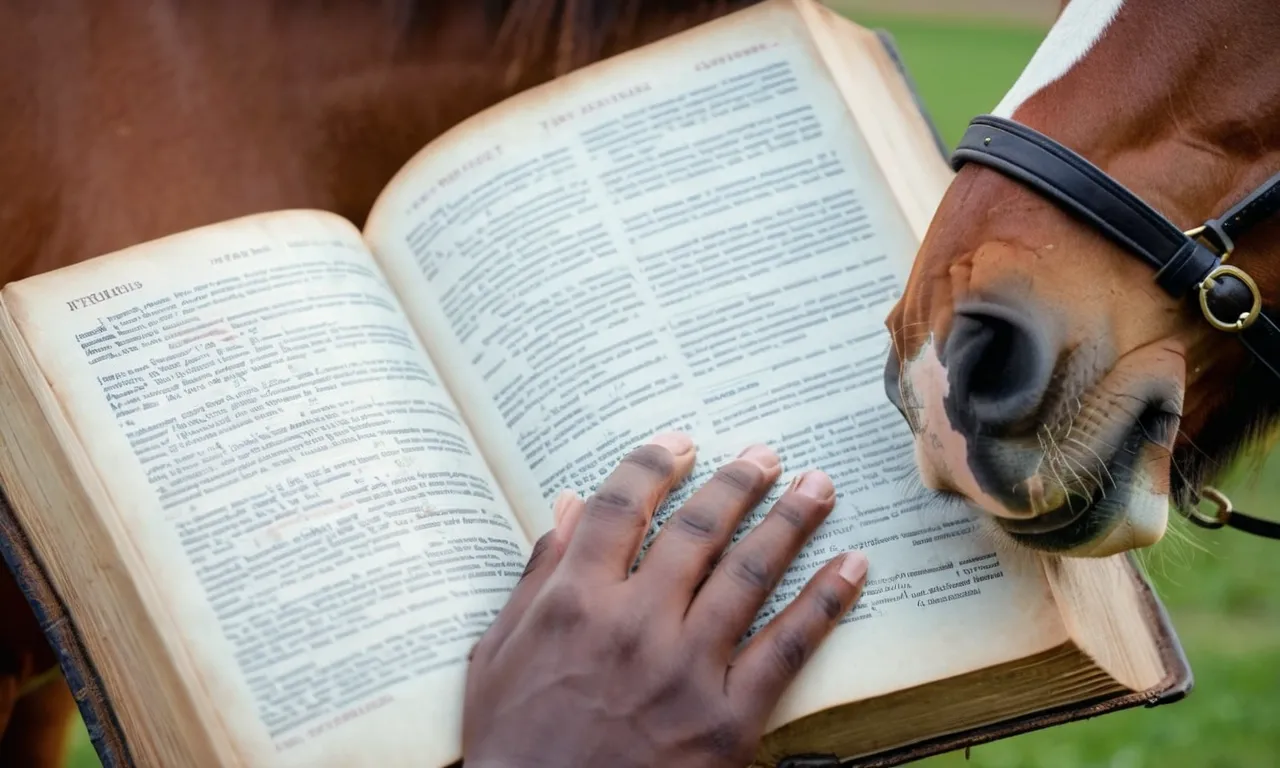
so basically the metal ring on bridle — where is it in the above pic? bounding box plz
[1198,264,1262,332]
[1185,487,1233,529]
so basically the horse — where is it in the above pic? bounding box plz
[0,1,762,764]
[884,0,1280,556]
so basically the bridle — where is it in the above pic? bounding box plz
[950,114,1280,541]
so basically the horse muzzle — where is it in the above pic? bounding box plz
[884,295,1182,557]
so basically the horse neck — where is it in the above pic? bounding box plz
[0,0,755,285]
[1010,0,1280,232]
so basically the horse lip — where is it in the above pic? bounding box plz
[991,419,1136,536]
[993,491,1094,535]
[990,403,1169,543]
[998,434,1131,536]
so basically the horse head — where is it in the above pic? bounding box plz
[884,0,1280,557]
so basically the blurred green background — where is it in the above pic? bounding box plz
[63,4,1280,767]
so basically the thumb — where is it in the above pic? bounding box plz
[470,490,584,665]
[552,488,586,545]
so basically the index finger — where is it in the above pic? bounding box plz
[561,432,696,580]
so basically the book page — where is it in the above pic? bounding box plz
[1043,554,1165,692]
[3,210,528,767]
[364,0,1066,729]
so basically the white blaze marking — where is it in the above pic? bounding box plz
[993,0,1127,119]
[902,339,1034,520]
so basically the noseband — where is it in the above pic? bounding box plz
[951,115,1280,540]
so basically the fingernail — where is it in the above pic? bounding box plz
[552,489,576,526]
[554,491,584,544]
[838,551,869,585]
[648,431,694,456]
[795,470,834,501]
[737,443,780,472]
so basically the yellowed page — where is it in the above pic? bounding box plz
[362,0,1065,730]
[3,210,528,767]
[1042,554,1166,692]
[798,1,956,240]
[0,309,225,767]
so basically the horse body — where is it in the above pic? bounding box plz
[0,1,754,763]
[0,0,747,286]
[886,0,1280,555]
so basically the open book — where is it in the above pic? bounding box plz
[0,1,1190,767]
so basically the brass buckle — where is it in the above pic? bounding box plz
[1184,224,1235,263]
[1198,264,1262,332]
[1186,487,1233,529]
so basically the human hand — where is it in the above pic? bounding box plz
[462,432,868,768]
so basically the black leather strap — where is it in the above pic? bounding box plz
[778,756,840,768]
[1226,509,1280,539]
[1206,168,1280,254]
[1239,311,1280,382]
[952,115,1280,382]
[1183,489,1280,541]
[951,116,1221,298]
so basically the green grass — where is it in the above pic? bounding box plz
[837,9,1049,149]
[63,10,1280,768]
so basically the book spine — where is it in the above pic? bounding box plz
[872,29,950,156]
[0,485,133,768]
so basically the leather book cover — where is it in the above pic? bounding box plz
[0,484,133,768]
[871,28,950,157]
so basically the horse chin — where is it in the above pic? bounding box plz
[984,436,1172,557]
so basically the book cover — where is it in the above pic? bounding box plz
[0,484,133,768]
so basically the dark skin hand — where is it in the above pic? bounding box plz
[463,432,869,768]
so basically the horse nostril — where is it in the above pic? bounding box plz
[943,301,1055,434]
